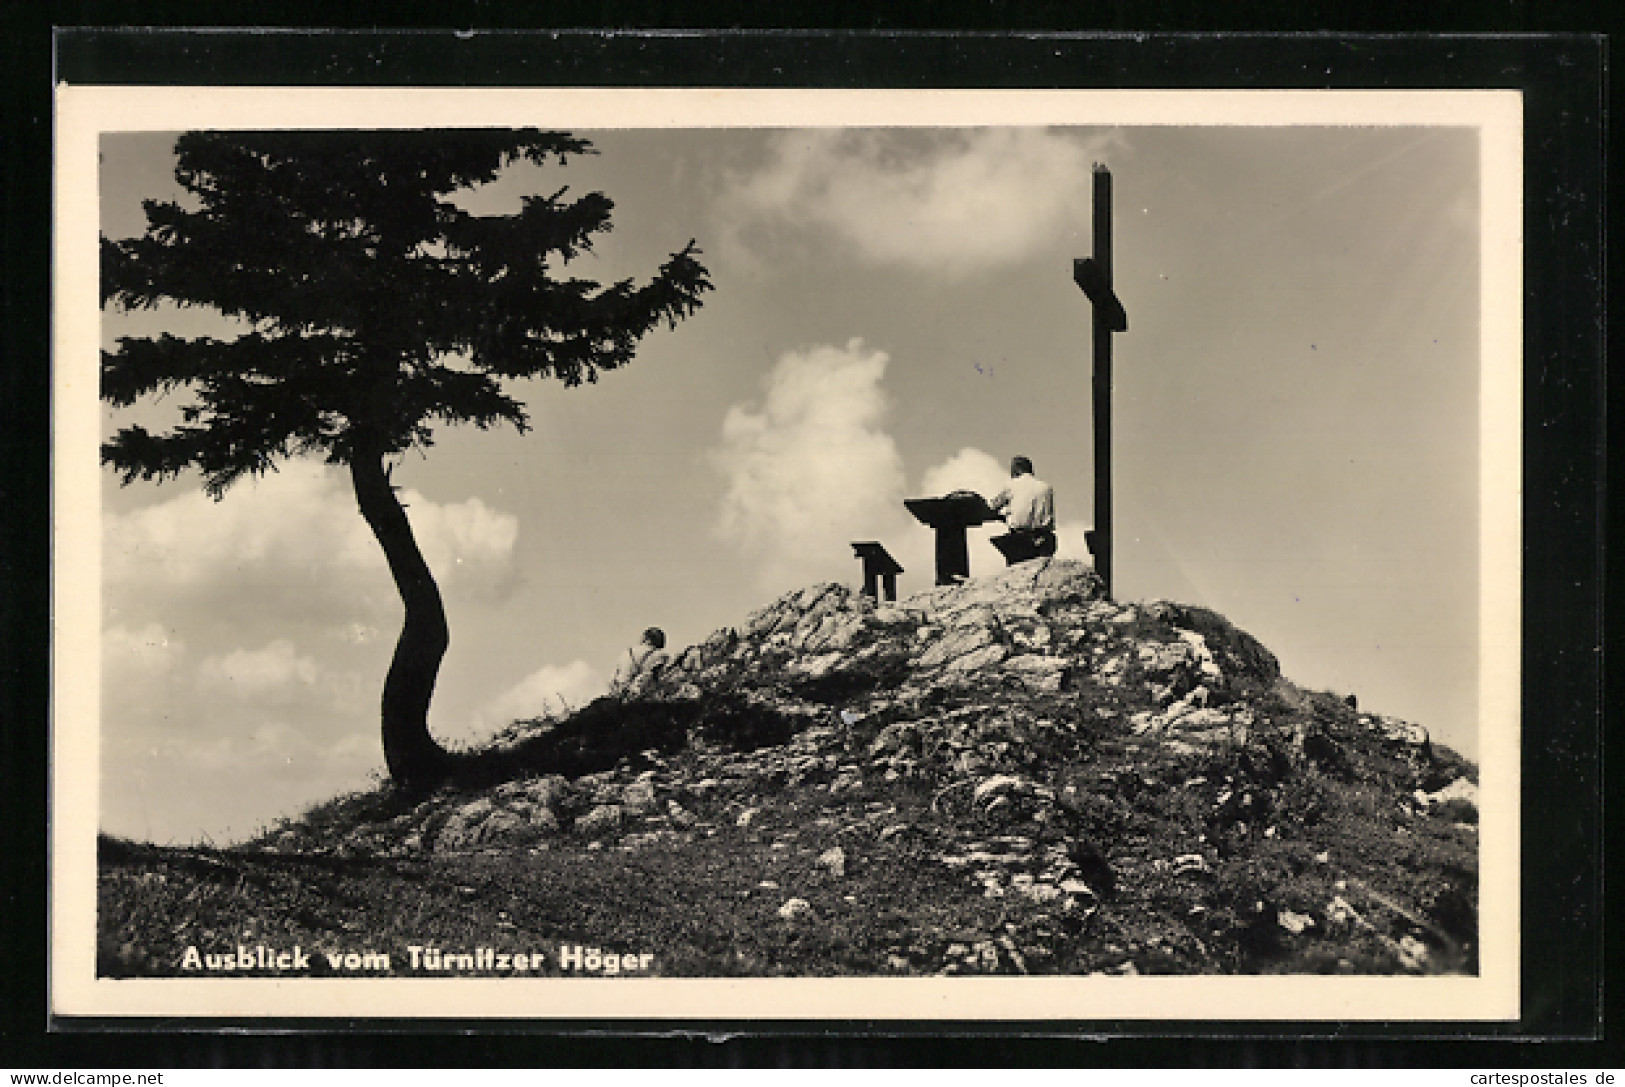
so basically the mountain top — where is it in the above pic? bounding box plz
[98,558,1479,977]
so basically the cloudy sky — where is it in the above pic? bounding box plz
[94,118,1488,845]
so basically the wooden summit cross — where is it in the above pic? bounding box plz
[1073,164,1129,599]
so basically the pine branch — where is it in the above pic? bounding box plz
[101,130,711,496]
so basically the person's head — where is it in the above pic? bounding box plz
[640,627,666,650]
[1010,455,1034,478]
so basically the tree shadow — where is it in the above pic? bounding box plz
[448,692,803,789]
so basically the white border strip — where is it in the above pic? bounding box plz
[53,84,1522,1022]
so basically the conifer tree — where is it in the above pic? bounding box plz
[101,130,711,791]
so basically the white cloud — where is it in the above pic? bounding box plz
[458,659,607,743]
[105,712,385,843]
[713,339,908,589]
[100,637,385,844]
[1055,518,1094,564]
[105,462,361,589]
[99,458,524,844]
[920,447,1011,498]
[726,128,1125,276]
[196,639,319,699]
[495,659,606,719]
[186,718,319,772]
[712,360,1099,594]
[103,622,185,676]
[402,490,520,585]
[100,623,193,740]
[104,460,520,628]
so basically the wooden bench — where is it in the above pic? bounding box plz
[850,541,903,602]
[991,529,1059,566]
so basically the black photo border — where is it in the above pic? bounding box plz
[5,22,1608,1068]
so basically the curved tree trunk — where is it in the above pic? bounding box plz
[350,448,452,792]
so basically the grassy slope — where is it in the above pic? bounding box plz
[98,693,1477,978]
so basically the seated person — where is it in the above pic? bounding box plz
[988,455,1057,564]
[610,627,667,696]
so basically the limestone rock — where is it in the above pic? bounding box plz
[788,651,843,679]
[621,781,657,816]
[868,722,918,758]
[777,897,814,920]
[1175,630,1223,683]
[871,605,913,626]
[945,644,1009,673]
[665,799,697,829]
[916,624,998,670]
[435,798,497,850]
[1373,716,1430,748]
[1166,707,1232,732]
[452,797,493,821]
[801,611,867,653]
[523,774,569,809]
[1396,934,1430,971]
[1000,653,1070,692]
[828,768,864,795]
[816,846,847,878]
[1171,853,1211,875]
[1138,640,1198,682]
[486,809,529,841]
[1325,896,1361,927]
[1277,909,1315,935]
[575,804,624,839]
[973,774,1027,807]
[944,603,1001,631]
[1415,776,1478,824]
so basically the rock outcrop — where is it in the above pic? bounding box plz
[304,559,1463,855]
[244,557,1477,976]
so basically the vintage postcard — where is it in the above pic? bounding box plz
[53,84,1521,1021]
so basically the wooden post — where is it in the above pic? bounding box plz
[903,493,999,586]
[1093,166,1114,599]
[935,525,970,586]
[1073,164,1128,599]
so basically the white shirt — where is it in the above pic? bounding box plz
[611,644,666,694]
[991,473,1055,532]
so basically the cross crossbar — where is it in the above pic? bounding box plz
[1073,258,1127,331]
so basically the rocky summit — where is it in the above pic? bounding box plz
[99,558,1479,978]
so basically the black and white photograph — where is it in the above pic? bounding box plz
[53,85,1522,1021]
